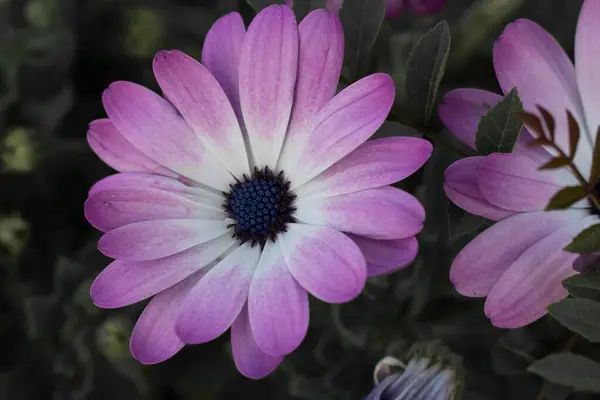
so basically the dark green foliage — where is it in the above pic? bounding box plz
[565,224,600,253]
[246,0,285,12]
[406,21,451,127]
[549,299,600,343]
[564,269,600,302]
[545,186,588,211]
[290,0,326,19]
[339,0,386,80]
[529,353,600,394]
[372,121,422,139]
[475,88,523,155]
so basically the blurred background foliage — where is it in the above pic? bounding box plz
[0,0,597,399]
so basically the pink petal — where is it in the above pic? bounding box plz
[575,0,600,142]
[88,172,223,207]
[408,0,447,15]
[296,137,432,199]
[102,81,232,190]
[84,188,223,233]
[176,243,260,344]
[444,157,515,221]
[485,215,597,328]
[231,306,283,379]
[153,51,249,178]
[201,12,246,120]
[477,153,575,212]
[98,219,229,261]
[248,241,309,356]
[296,186,425,240]
[238,5,298,168]
[494,19,592,176]
[285,73,395,188]
[438,89,503,149]
[87,119,176,177]
[350,234,418,276]
[130,271,205,364]
[90,235,233,308]
[450,209,586,297]
[278,9,344,170]
[279,224,367,303]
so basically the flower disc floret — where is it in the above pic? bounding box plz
[224,167,296,246]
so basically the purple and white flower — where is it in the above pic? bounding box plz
[366,355,458,399]
[440,0,600,328]
[85,5,431,378]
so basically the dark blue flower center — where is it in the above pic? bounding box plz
[223,167,296,246]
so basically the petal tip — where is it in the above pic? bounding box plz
[129,339,180,365]
[89,280,116,309]
[173,319,191,343]
[483,299,521,328]
[82,196,100,230]
[174,318,208,345]
[258,3,295,17]
[152,49,181,66]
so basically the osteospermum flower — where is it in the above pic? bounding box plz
[439,0,600,328]
[366,355,458,399]
[84,5,432,378]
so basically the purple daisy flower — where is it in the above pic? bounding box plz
[439,0,600,328]
[84,5,432,378]
[366,358,457,400]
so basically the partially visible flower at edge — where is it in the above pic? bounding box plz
[84,5,432,379]
[439,0,600,328]
[365,344,460,400]
[323,0,448,18]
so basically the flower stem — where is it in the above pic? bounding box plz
[546,141,600,209]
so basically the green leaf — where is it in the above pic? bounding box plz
[527,137,552,148]
[548,298,600,342]
[538,106,556,140]
[519,111,545,140]
[563,269,600,301]
[339,0,386,80]
[545,186,588,211]
[591,126,600,183]
[492,329,537,376]
[539,156,571,170]
[475,88,523,155]
[371,121,422,139]
[565,223,600,253]
[406,21,451,126]
[529,353,600,393]
[245,0,284,12]
[567,110,580,160]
